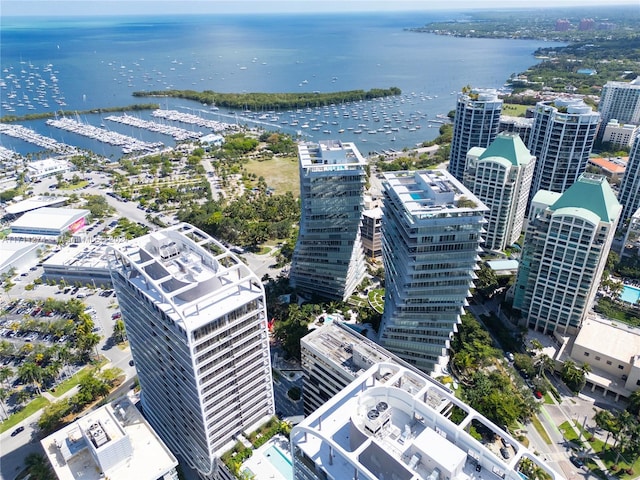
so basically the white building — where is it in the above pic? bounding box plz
[602,119,639,148]
[597,77,640,140]
[41,395,179,480]
[527,98,600,207]
[0,241,43,276]
[616,135,640,227]
[290,140,367,301]
[43,242,113,287]
[464,132,535,251]
[513,174,621,335]
[301,322,451,417]
[4,195,69,217]
[108,223,274,478]
[378,170,488,375]
[25,158,72,182]
[10,207,89,240]
[291,362,565,480]
[448,88,503,181]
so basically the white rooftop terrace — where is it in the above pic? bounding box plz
[292,363,564,480]
[383,170,487,220]
[41,395,178,480]
[299,140,367,171]
[108,223,264,332]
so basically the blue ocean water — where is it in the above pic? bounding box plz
[1,12,562,156]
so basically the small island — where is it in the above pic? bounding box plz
[132,87,402,110]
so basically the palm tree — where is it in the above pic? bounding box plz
[24,452,54,480]
[0,387,10,419]
[627,389,640,416]
[0,365,13,387]
[17,361,43,394]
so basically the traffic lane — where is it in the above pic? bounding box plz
[0,411,45,480]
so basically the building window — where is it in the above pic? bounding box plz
[606,360,612,365]
[583,352,590,357]
[595,356,601,361]
[618,365,624,370]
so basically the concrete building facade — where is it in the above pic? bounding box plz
[513,174,621,335]
[290,140,367,301]
[597,77,640,140]
[526,98,600,207]
[108,223,274,478]
[378,170,488,375]
[448,88,503,181]
[616,135,640,228]
[464,132,536,251]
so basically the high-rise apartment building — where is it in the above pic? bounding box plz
[513,174,621,335]
[448,87,503,181]
[290,140,367,301]
[301,322,454,417]
[378,170,488,375]
[527,98,599,206]
[597,77,640,140]
[616,135,640,227]
[108,224,274,478]
[291,362,565,480]
[464,132,536,251]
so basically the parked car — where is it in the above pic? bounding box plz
[570,456,584,468]
[11,426,25,436]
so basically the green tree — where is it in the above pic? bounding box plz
[17,361,43,394]
[113,319,127,343]
[627,389,640,416]
[24,452,55,480]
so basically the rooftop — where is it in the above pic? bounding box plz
[108,223,264,332]
[292,363,564,480]
[478,132,534,167]
[574,316,640,367]
[10,207,89,231]
[298,140,366,171]
[41,395,178,480]
[383,170,488,220]
[549,173,621,223]
[5,195,70,215]
[44,242,111,270]
[588,157,627,174]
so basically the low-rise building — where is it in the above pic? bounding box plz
[588,156,627,184]
[0,241,43,276]
[25,158,72,182]
[10,207,89,241]
[41,395,179,480]
[43,242,112,287]
[602,120,638,148]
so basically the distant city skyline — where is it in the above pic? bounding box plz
[2,0,639,16]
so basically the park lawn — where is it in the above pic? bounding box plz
[0,396,49,433]
[244,155,300,195]
[50,366,94,397]
[543,392,555,404]
[501,103,531,117]
[59,180,89,190]
[368,289,385,314]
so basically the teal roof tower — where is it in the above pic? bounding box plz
[513,173,621,335]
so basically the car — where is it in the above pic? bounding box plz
[11,426,25,436]
[534,390,543,399]
[570,456,584,468]
[128,359,135,366]
[30,266,38,271]
[500,447,510,459]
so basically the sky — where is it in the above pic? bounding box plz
[2,0,639,16]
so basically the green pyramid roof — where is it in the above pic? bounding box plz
[479,132,532,166]
[550,174,621,222]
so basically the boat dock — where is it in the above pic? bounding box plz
[104,113,202,141]
[0,123,78,154]
[46,116,163,154]
[151,109,233,133]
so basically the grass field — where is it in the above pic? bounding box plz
[244,155,300,195]
[0,397,49,433]
[501,104,532,117]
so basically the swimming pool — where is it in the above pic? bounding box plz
[620,285,640,304]
[264,444,293,480]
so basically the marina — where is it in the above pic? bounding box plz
[45,117,163,154]
[0,124,77,154]
[150,109,234,132]
[104,113,202,141]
